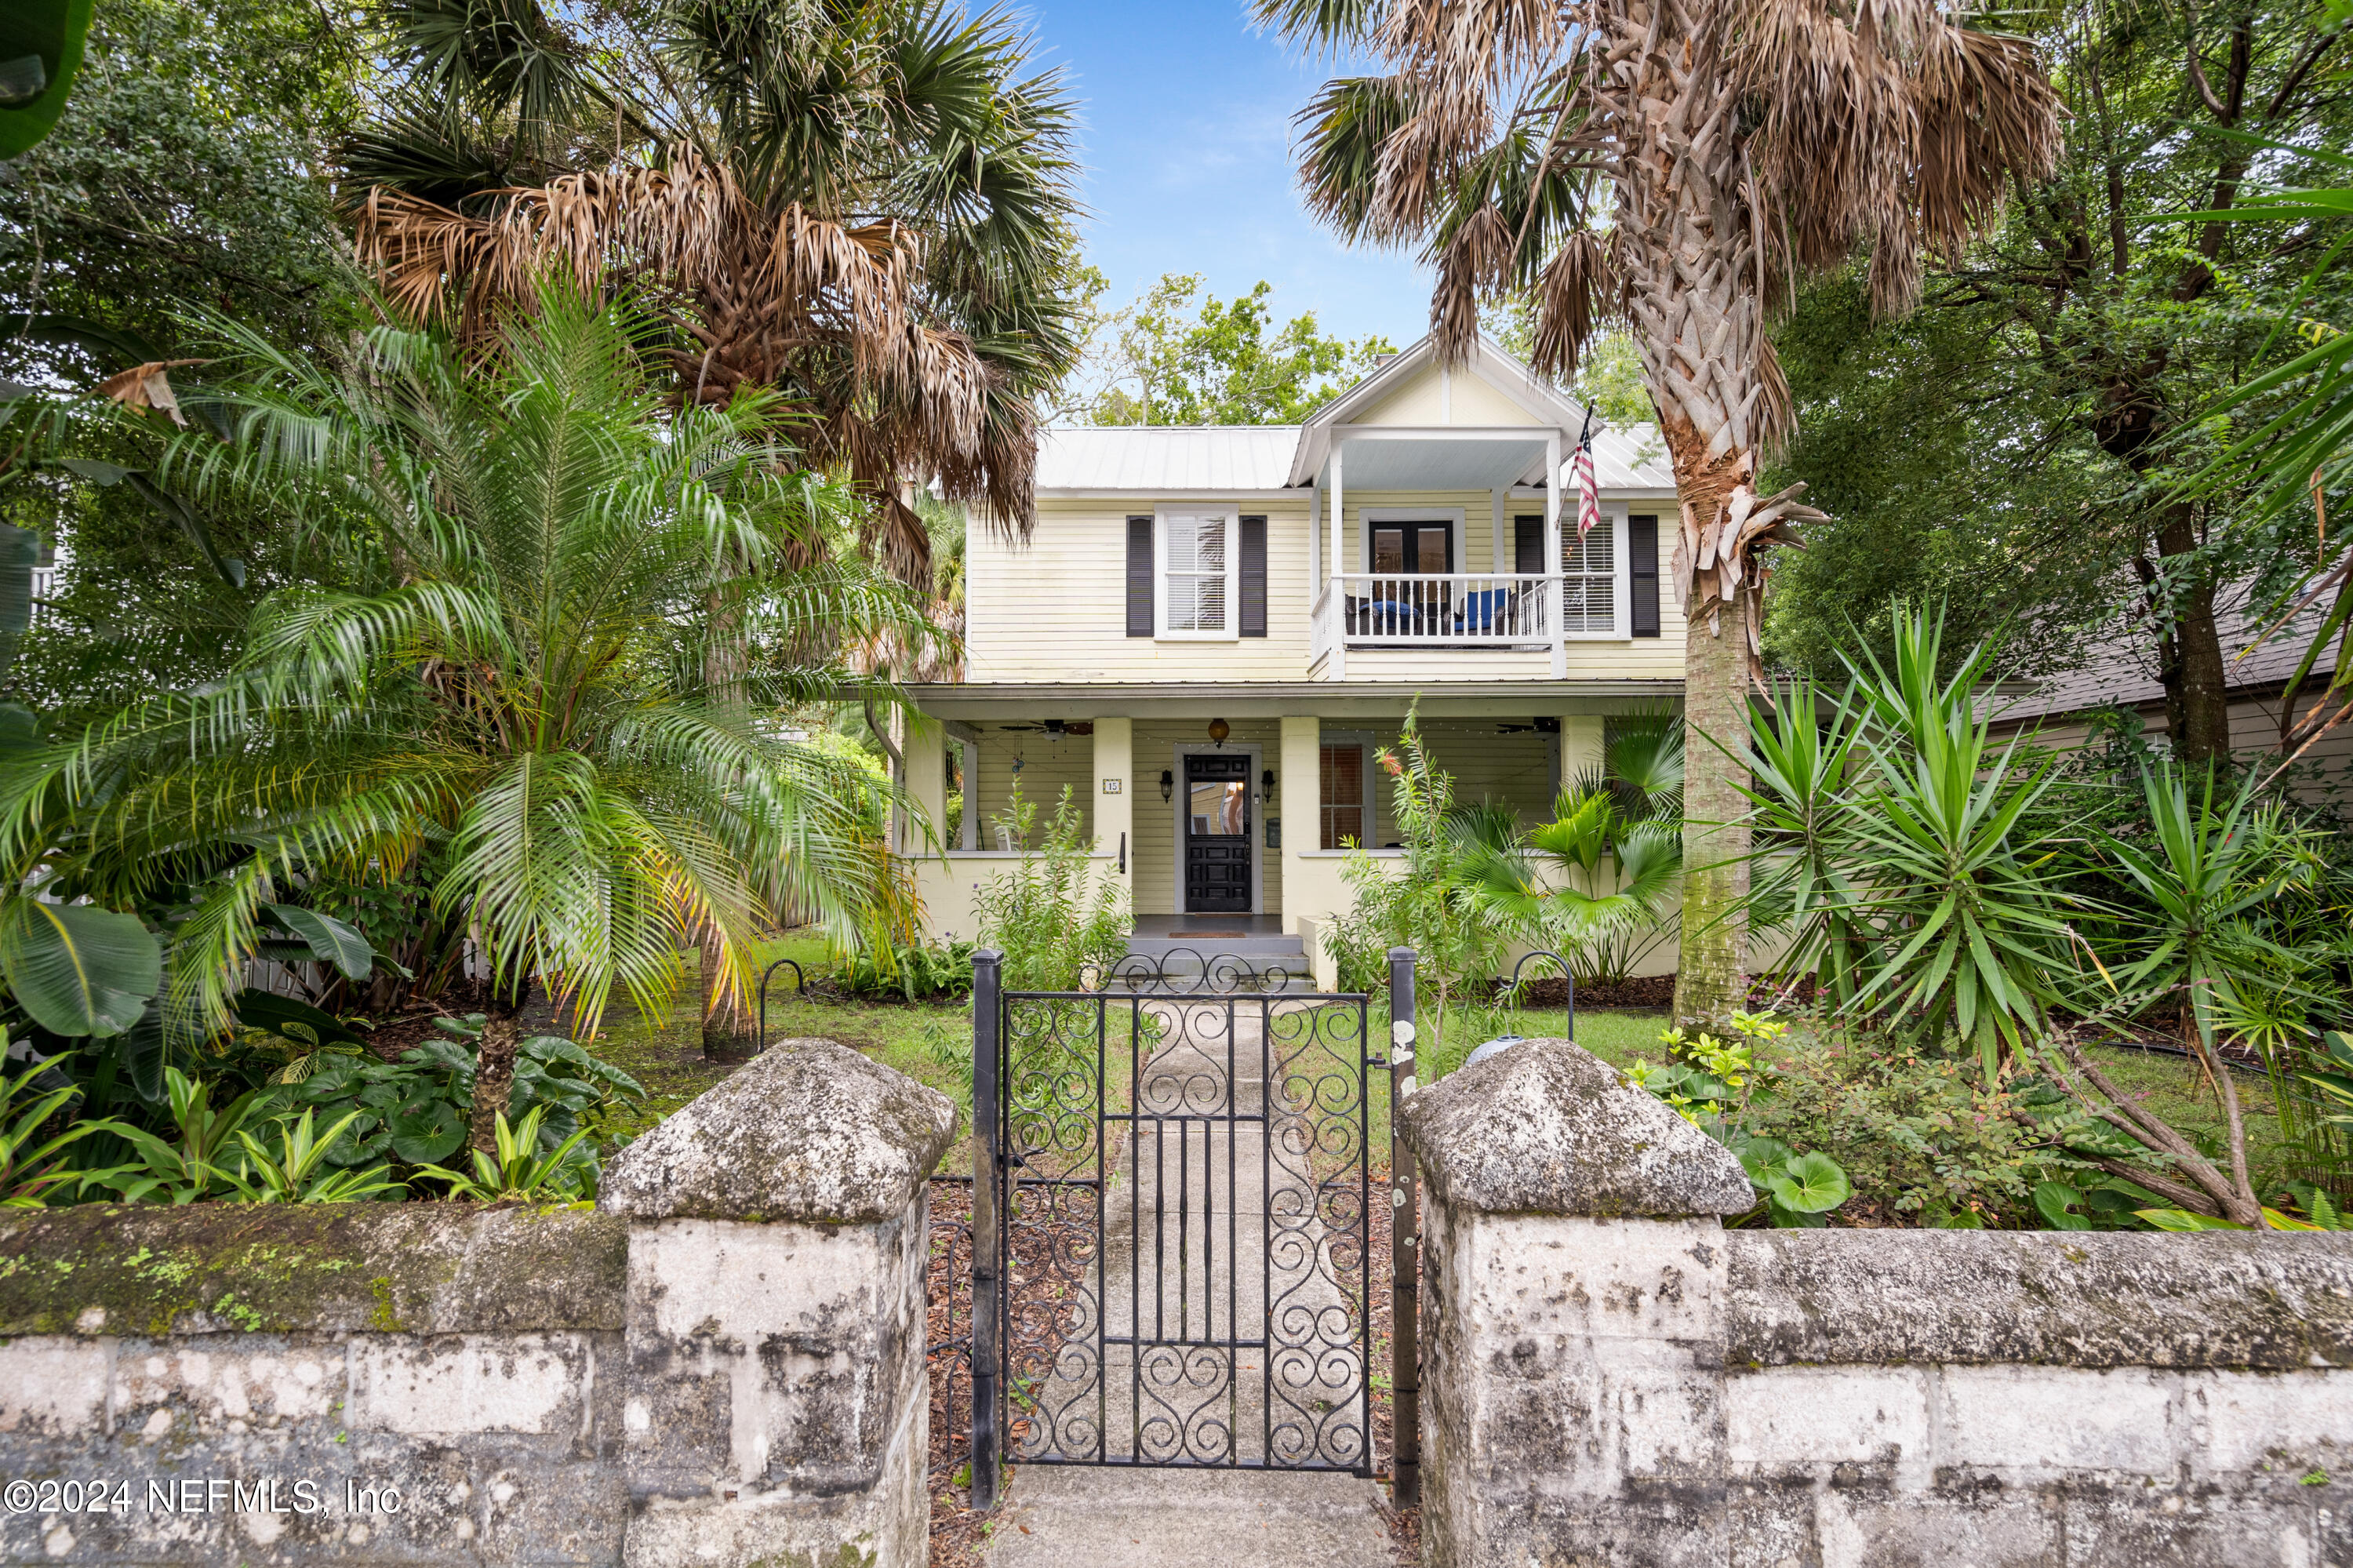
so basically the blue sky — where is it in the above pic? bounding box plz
[1016,0,1434,348]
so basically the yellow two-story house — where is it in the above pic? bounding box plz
[896,336,1685,983]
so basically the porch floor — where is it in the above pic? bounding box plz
[1130,913,1288,938]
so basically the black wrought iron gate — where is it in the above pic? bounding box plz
[966,950,1419,1501]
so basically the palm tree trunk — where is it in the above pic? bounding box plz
[701,578,759,1062]
[1675,545,1752,1028]
[468,1001,522,1155]
[1600,5,1774,1028]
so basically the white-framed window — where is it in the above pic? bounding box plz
[1157,506,1239,639]
[1318,729,1379,849]
[1562,511,1627,638]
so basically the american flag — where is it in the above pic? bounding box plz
[1573,428,1602,540]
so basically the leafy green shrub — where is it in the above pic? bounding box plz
[80,1067,267,1204]
[211,1110,407,1203]
[973,785,1127,991]
[267,1017,642,1179]
[832,940,974,1001]
[416,1105,595,1202]
[0,1056,131,1207]
[1624,1012,1855,1227]
[1736,1031,2064,1225]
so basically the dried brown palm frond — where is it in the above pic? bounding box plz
[351,141,1020,579]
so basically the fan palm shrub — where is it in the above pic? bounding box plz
[0,288,926,1149]
[1464,715,1685,987]
[1265,0,2064,1024]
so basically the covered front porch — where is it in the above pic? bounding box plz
[893,681,1678,976]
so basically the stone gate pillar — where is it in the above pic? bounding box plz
[1398,1037,1752,1567]
[598,1038,956,1568]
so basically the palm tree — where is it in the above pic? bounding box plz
[347,0,1084,580]
[348,0,1072,1053]
[0,289,925,1149]
[1267,0,2063,1024]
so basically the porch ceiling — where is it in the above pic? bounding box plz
[900,679,1681,721]
[1319,435,1551,492]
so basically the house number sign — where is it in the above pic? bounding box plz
[1101,779,1122,793]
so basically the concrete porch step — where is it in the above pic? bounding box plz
[1124,932,1306,959]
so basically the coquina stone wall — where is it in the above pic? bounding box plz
[1399,1035,2353,1568]
[0,1038,954,1567]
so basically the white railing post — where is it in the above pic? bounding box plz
[1329,442,1347,680]
[1545,431,1566,678]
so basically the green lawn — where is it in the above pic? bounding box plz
[585,940,2289,1209]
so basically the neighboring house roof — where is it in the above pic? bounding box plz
[1034,419,1676,495]
[1991,584,2329,725]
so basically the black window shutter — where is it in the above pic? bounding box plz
[1239,515,1268,637]
[1630,514,1660,638]
[1126,515,1154,637]
[1513,515,1544,574]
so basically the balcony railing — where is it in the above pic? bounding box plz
[1319,573,1558,648]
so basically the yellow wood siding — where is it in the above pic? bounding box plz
[969,493,1688,684]
[964,724,1093,848]
[1129,718,1286,917]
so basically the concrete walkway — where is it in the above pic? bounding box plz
[988,999,1396,1566]
[982,1467,1399,1568]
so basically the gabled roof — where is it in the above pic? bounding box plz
[1032,421,1675,494]
[1030,333,1678,497]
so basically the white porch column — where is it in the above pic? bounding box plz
[1310,482,1322,591]
[1545,431,1565,678]
[1329,441,1347,679]
[1560,715,1605,797]
[899,712,946,856]
[1093,716,1134,905]
[1279,716,1322,959]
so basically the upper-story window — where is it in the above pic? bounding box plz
[1158,507,1238,639]
[1515,512,1626,638]
[1562,518,1616,635]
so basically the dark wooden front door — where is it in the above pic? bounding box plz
[1184,754,1252,912]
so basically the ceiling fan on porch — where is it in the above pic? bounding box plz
[992,720,1094,736]
[1495,719,1562,735]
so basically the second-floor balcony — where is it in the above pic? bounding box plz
[1314,572,1558,655]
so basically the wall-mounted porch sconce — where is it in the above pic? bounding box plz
[1159,769,1174,802]
[1207,717,1230,747]
[1261,767,1276,804]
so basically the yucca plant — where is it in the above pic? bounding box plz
[0,289,929,1151]
[2093,766,2320,1060]
[1740,607,2081,1079]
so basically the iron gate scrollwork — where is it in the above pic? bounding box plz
[969,964,1373,1479]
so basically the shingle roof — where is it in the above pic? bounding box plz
[1991,584,2328,723]
[1033,421,1678,494]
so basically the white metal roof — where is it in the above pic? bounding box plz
[1035,420,1675,495]
[1035,424,1304,493]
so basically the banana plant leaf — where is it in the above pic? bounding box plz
[0,898,161,1037]
[0,0,93,159]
